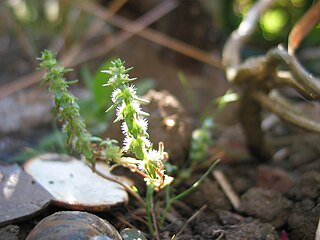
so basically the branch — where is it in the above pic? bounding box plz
[222,0,277,71]
[274,71,311,98]
[267,46,320,98]
[94,168,146,207]
[253,90,320,133]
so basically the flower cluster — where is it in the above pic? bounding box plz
[103,59,173,189]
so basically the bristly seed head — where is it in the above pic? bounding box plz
[103,58,172,189]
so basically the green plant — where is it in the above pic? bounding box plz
[102,58,173,189]
[79,60,155,135]
[38,50,172,190]
[38,50,221,238]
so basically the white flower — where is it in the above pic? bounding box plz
[121,122,129,136]
[111,89,122,103]
[136,118,148,133]
[123,136,133,152]
[146,149,162,164]
[141,137,151,149]
[115,103,126,122]
[131,100,149,117]
[127,85,137,98]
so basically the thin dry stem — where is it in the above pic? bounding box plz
[213,170,240,210]
[176,204,207,237]
[94,168,146,207]
[76,0,222,69]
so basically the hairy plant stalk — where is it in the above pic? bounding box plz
[39,50,172,191]
[103,59,173,190]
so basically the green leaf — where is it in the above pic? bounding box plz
[89,136,102,142]
[80,65,94,92]
[136,78,155,96]
[93,58,117,110]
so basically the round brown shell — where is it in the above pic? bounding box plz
[26,211,121,240]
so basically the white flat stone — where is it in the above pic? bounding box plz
[24,153,131,211]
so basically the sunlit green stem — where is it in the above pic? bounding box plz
[146,184,155,236]
[160,159,220,226]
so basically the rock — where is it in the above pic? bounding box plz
[0,164,53,227]
[256,165,294,194]
[23,153,132,211]
[26,211,122,240]
[240,187,293,228]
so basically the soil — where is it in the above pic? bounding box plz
[1,2,319,239]
[1,91,319,239]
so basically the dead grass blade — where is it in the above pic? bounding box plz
[288,0,320,55]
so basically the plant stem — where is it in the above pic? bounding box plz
[94,168,146,207]
[146,184,155,236]
[160,159,220,226]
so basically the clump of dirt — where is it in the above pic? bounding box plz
[291,171,320,200]
[223,220,279,240]
[239,187,293,228]
[184,178,231,211]
[175,217,279,240]
[287,199,320,240]
[256,165,295,194]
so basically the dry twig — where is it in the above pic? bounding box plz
[213,170,240,210]
[176,204,207,237]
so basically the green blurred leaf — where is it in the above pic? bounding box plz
[93,58,117,111]
[136,78,155,96]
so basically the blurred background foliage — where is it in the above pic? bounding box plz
[2,0,319,46]
[1,0,319,161]
[2,0,319,71]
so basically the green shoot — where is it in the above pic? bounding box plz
[160,159,220,226]
[38,50,95,164]
[190,117,214,164]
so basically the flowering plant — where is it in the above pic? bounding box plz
[102,59,173,189]
[38,50,172,190]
